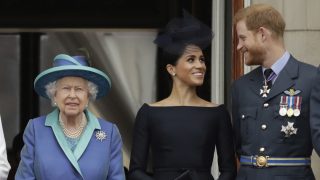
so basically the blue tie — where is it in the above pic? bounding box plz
[264,69,275,88]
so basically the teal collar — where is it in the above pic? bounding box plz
[45,108,101,177]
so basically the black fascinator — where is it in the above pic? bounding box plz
[154,10,214,55]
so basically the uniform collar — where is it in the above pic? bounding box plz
[262,51,290,76]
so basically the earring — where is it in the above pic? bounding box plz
[85,104,89,108]
[172,73,176,76]
[54,102,57,106]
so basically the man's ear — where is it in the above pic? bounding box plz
[258,26,272,42]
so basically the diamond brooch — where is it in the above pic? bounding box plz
[95,130,107,141]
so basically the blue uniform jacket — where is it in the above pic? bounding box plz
[231,56,318,180]
[15,109,125,180]
[310,66,320,156]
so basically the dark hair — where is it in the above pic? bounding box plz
[157,47,181,84]
[162,45,185,66]
[156,48,178,100]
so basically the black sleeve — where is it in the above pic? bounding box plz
[128,105,153,180]
[216,106,237,180]
[231,82,241,158]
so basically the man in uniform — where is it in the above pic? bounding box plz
[231,4,318,180]
[311,68,320,156]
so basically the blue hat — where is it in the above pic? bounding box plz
[34,54,111,99]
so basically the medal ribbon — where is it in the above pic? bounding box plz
[295,96,302,110]
[280,96,288,105]
[288,96,294,109]
[266,71,276,83]
[284,96,288,106]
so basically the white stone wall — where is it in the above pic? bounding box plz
[252,0,320,178]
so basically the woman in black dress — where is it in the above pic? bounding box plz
[128,11,236,180]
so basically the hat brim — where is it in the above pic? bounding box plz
[34,65,111,99]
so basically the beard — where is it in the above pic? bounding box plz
[244,45,266,66]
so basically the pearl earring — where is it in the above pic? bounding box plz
[54,102,57,106]
[172,73,176,76]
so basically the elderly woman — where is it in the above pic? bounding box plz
[15,54,125,180]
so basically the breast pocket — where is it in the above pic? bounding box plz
[273,106,308,144]
[238,107,257,144]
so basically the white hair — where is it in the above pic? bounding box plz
[45,79,99,106]
[45,81,57,106]
[87,81,98,100]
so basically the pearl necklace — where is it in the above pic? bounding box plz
[59,113,87,138]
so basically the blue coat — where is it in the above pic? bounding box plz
[15,109,125,180]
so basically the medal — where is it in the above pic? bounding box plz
[260,85,270,98]
[260,70,276,98]
[293,109,300,117]
[293,96,302,117]
[281,121,298,137]
[279,96,288,116]
[287,108,294,117]
[283,88,302,118]
[279,107,287,116]
[286,96,294,117]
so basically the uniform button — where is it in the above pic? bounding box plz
[241,115,245,119]
[263,103,269,108]
[261,124,267,130]
[259,147,265,152]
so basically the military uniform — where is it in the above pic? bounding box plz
[310,67,320,156]
[231,56,318,180]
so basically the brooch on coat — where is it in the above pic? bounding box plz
[281,121,298,137]
[95,130,107,141]
[279,88,302,117]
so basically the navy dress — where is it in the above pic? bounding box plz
[129,104,236,180]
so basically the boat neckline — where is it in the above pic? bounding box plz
[143,103,224,108]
